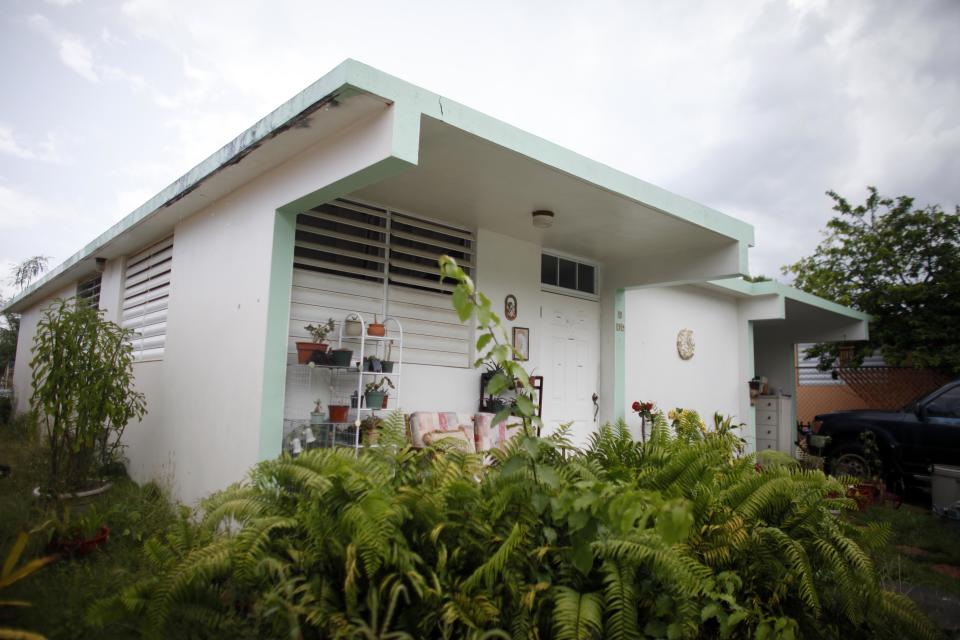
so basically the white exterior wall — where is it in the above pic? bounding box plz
[11,283,78,415]
[283,227,546,424]
[624,285,744,436]
[402,228,543,414]
[753,326,797,452]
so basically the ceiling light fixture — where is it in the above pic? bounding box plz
[532,210,555,228]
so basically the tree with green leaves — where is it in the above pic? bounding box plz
[783,187,960,373]
[31,298,146,491]
[9,255,50,291]
[1,256,52,376]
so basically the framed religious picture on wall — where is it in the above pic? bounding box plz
[504,294,518,321]
[512,326,529,361]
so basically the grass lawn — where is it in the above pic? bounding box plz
[855,502,960,598]
[853,500,960,636]
[0,425,178,639]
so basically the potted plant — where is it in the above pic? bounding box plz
[364,355,382,372]
[344,317,362,336]
[361,415,383,446]
[296,319,335,365]
[310,399,325,425]
[844,431,886,510]
[329,401,350,423]
[47,506,110,557]
[30,299,146,497]
[367,314,386,337]
[381,342,395,373]
[330,347,353,367]
[364,377,394,410]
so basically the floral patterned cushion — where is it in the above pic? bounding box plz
[407,412,475,452]
[474,412,524,452]
[423,428,475,453]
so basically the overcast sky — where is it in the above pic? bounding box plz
[1,0,958,300]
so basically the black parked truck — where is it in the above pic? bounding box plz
[809,379,960,488]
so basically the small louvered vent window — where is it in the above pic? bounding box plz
[122,236,173,361]
[77,275,102,308]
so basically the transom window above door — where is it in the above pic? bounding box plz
[541,252,597,298]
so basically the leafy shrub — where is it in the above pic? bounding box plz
[88,258,936,638]
[88,412,936,639]
[30,298,146,492]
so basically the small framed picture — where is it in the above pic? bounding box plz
[504,294,518,321]
[512,326,529,361]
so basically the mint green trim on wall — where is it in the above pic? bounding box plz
[257,209,296,460]
[257,156,415,460]
[614,288,626,421]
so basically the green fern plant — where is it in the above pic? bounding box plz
[89,257,939,640]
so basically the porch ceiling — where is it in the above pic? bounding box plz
[354,117,739,270]
[753,298,869,344]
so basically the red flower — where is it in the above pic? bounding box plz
[644,402,654,411]
[631,401,641,412]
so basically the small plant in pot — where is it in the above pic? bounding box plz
[329,397,350,423]
[360,415,383,446]
[364,355,383,372]
[330,347,353,367]
[344,317,362,336]
[310,399,325,425]
[843,431,886,509]
[380,342,395,373]
[296,319,335,365]
[47,505,110,557]
[364,377,394,409]
[367,314,386,337]
[31,298,146,496]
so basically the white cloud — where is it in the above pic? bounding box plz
[0,126,65,163]
[27,14,99,82]
[6,0,959,286]
[0,183,65,231]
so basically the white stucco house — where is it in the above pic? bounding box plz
[4,60,868,503]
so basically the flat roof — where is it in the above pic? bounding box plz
[5,58,755,313]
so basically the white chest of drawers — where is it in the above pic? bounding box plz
[755,395,792,453]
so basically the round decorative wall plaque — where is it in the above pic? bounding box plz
[676,328,695,360]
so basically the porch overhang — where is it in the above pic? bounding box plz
[705,278,871,343]
[6,58,754,314]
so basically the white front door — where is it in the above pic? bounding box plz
[539,293,599,447]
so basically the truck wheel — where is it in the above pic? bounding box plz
[829,442,871,478]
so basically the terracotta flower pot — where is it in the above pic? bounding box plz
[296,342,328,365]
[329,405,349,422]
[368,323,386,337]
[50,526,110,557]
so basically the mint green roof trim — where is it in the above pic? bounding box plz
[342,60,755,247]
[6,58,754,314]
[710,278,872,322]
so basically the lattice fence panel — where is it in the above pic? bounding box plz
[836,367,950,411]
